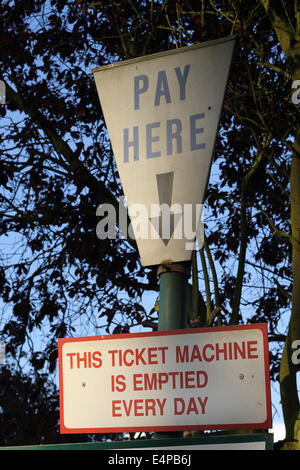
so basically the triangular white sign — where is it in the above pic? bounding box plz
[93,37,235,266]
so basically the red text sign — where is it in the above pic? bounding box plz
[58,324,271,433]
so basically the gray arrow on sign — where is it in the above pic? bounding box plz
[150,172,181,246]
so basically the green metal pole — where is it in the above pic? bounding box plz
[158,265,188,331]
[153,262,189,440]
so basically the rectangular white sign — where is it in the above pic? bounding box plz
[58,324,271,434]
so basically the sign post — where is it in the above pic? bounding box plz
[157,263,189,332]
[154,262,189,439]
[91,36,237,440]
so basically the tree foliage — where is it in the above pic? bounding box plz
[0,0,299,447]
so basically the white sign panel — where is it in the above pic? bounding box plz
[59,324,271,434]
[93,37,235,266]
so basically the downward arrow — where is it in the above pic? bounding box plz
[156,172,174,206]
[150,212,181,246]
[150,172,181,246]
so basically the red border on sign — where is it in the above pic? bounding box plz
[58,323,272,434]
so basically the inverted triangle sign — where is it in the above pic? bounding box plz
[93,37,235,266]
